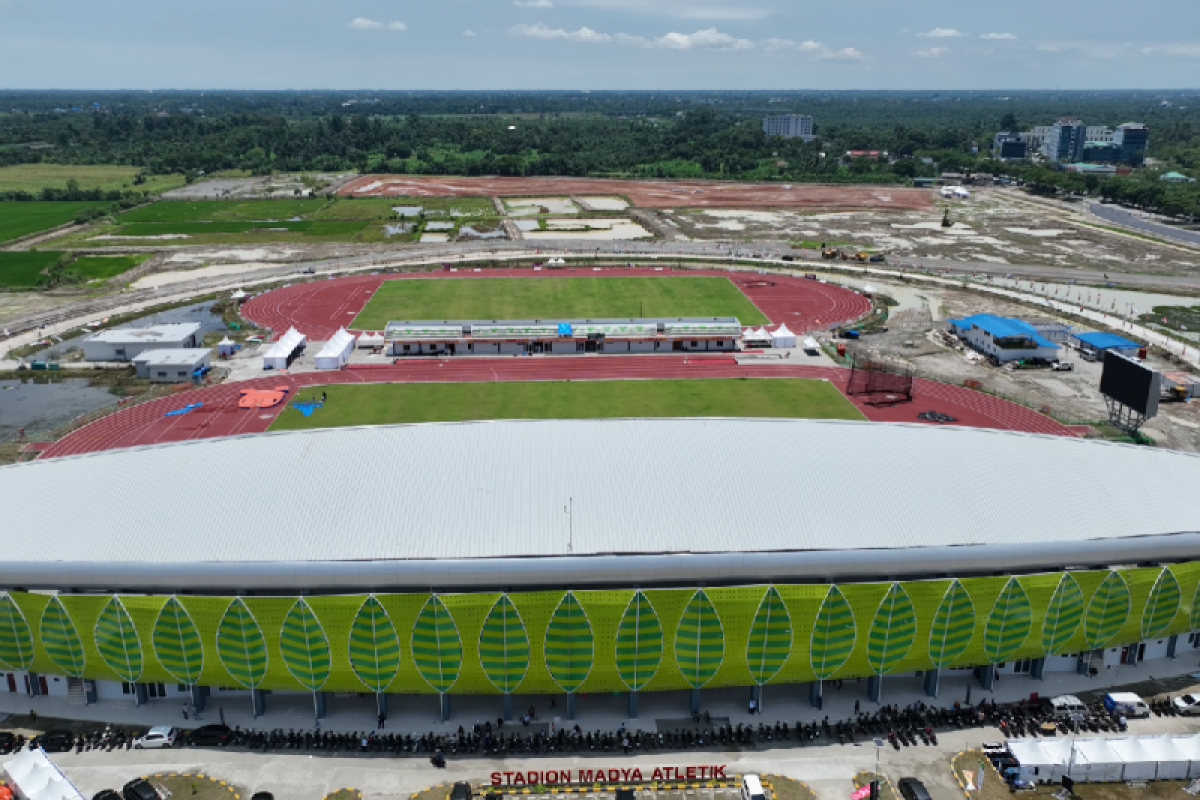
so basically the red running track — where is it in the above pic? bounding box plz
[241,268,874,340]
[41,358,1073,459]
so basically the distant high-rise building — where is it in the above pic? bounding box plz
[992,132,1028,160]
[762,114,815,141]
[1113,123,1149,165]
[1041,119,1087,162]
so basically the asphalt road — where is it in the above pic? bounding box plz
[1089,203,1200,248]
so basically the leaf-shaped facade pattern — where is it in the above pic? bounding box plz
[0,595,34,670]
[94,596,143,682]
[152,597,204,685]
[216,599,268,689]
[1143,569,1182,640]
[674,590,725,689]
[746,586,792,685]
[411,595,462,693]
[615,591,663,691]
[983,578,1032,663]
[1042,574,1085,656]
[478,595,530,693]
[348,596,401,693]
[866,584,917,676]
[544,592,594,693]
[928,580,975,669]
[811,586,856,680]
[280,599,331,691]
[41,596,86,678]
[1085,571,1131,649]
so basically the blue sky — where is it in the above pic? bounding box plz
[1,0,1197,89]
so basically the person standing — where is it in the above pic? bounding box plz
[182,703,189,721]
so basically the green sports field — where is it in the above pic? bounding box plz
[269,378,864,432]
[351,276,769,328]
[0,201,108,243]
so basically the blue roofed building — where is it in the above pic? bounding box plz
[1071,331,1142,359]
[948,313,1062,363]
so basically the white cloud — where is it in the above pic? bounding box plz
[510,22,612,42]
[570,0,769,21]
[515,0,554,7]
[462,29,477,37]
[916,46,949,57]
[919,28,963,38]
[1142,43,1200,56]
[348,17,405,31]
[822,47,867,61]
[654,27,754,50]
[980,32,1017,40]
[761,38,868,60]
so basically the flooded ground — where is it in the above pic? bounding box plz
[524,219,652,241]
[504,198,579,216]
[580,196,630,211]
[0,376,118,440]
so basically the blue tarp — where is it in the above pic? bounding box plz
[558,323,573,335]
[1073,331,1140,350]
[292,402,323,417]
[164,403,202,417]
[949,314,1060,349]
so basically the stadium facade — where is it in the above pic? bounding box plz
[2,419,1200,714]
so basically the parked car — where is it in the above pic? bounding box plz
[898,779,932,800]
[1051,361,1074,371]
[122,778,160,800]
[32,730,74,752]
[1174,694,1200,716]
[94,791,122,800]
[0,731,16,754]
[187,724,232,747]
[133,726,177,749]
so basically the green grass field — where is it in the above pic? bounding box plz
[352,276,769,328]
[0,201,108,242]
[0,164,184,194]
[0,251,61,288]
[69,254,152,280]
[269,378,864,432]
[116,198,329,223]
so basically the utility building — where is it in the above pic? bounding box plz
[949,314,1061,363]
[81,323,202,362]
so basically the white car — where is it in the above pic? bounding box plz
[133,726,177,749]
[1174,694,1200,716]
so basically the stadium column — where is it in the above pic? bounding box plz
[628,691,638,719]
[809,681,822,708]
[313,692,327,721]
[503,693,513,721]
[439,693,451,723]
[27,673,42,697]
[133,683,148,707]
[567,692,576,720]
[1168,635,1178,659]
[252,688,266,718]
[867,675,882,703]
[1031,658,1046,680]
[749,685,761,713]
[975,664,995,690]
[923,669,940,698]
[690,687,700,714]
[376,693,388,719]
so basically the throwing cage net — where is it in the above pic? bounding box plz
[846,356,915,406]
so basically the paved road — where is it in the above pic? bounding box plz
[1090,203,1200,248]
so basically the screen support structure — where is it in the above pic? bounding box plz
[1105,395,1149,435]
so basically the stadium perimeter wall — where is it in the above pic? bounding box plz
[3,562,1198,695]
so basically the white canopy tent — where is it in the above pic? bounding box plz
[743,327,771,344]
[771,323,797,348]
[315,328,356,370]
[263,327,306,370]
[230,289,248,302]
[4,748,85,800]
[217,336,237,357]
[1007,735,1200,784]
[358,331,385,349]
[1070,738,1124,783]
[1108,737,1160,781]
[1009,738,1071,783]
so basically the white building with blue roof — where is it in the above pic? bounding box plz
[1071,330,1142,359]
[949,313,1062,363]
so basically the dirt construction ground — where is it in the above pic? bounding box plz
[339,175,934,210]
[843,281,1200,452]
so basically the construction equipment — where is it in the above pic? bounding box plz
[821,248,839,260]
[1165,385,1190,402]
[852,251,871,262]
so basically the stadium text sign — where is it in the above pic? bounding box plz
[490,766,728,786]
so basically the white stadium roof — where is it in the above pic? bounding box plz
[2,418,1199,591]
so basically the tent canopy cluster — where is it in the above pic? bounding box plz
[315,328,357,370]
[1009,734,1200,783]
[743,323,796,348]
[263,327,306,370]
[4,748,86,800]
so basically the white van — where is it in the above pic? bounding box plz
[1047,694,1088,719]
[1104,691,1151,718]
[741,775,767,800]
